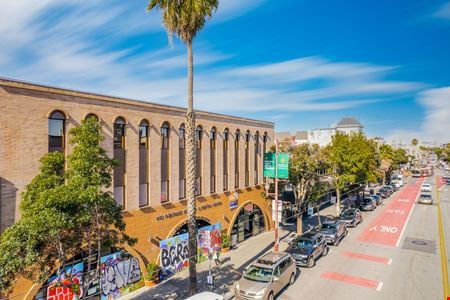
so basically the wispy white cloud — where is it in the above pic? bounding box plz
[432,1,450,20]
[0,1,425,121]
[387,87,450,143]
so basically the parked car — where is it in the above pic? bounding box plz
[384,185,394,195]
[421,183,432,192]
[235,252,297,300]
[389,184,399,192]
[360,197,376,211]
[371,194,383,206]
[185,292,223,300]
[319,220,348,246]
[340,208,363,227]
[418,193,433,205]
[378,187,390,198]
[287,232,329,268]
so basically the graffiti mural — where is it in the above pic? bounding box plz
[159,223,221,281]
[47,262,84,300]
[100,252,144,300]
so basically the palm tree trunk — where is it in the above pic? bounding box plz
[185,38,198,296]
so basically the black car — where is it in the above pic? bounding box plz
[372,194,383,206]
[287,232,329,268]
[360,197,376,211]
[378,187,390,198]
[340,208,363,227]
[319,220,348,246]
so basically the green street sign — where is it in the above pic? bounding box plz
[277,153,289,179]
[263,152,289,179]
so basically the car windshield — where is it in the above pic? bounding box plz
[321,224,336,233]
[295,238,313,248]
[362,199,372,204]
[243,266,273,282]
[341,210,355,219]
[421,194,432,199]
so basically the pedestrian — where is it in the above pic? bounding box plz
[214,247,221,266]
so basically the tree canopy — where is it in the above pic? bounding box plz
[0,117,135,292]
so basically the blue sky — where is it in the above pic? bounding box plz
[1,0,449,143]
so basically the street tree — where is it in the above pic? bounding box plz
[289,143,327,233]
[66,117,136,297]
[147,0,219,295]
[326,132,379,216]
[0,118,135,294]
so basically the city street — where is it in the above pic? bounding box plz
[280,174,449,300]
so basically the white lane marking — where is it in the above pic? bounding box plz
[376,281,384,291]
[396,187,422,248]
[387,258,393,265]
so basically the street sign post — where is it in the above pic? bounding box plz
[263,152,289,179]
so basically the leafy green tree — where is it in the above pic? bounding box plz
[147,0,218,294]
[289,144,327,233]
[0,118,135,294]
[66,117,136,297]
[411,138,419,146]
[326,132,379,216]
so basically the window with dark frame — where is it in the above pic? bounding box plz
[210,127,216,194]
[223,128,229,191]
[113,117,126,208]
[161,122,170,203]
[195,126,203,196]
[254,131,260,185]
[139,120,149,207]
[179,124,186,199]
[48,110,65,153]
[245,130,250,187]
[234,129,240,189]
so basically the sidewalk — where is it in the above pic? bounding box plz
[120,205,337,300]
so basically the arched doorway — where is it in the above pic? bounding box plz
[230,203,266,247]
[172,219,211,237]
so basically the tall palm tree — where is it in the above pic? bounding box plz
[147,0,219,295]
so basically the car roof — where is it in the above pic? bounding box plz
[184,292,223,300]
[254,252,289,266]
[298,231,321,240]
[322,220,340,226]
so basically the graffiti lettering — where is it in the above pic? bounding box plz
[100,253,143,300]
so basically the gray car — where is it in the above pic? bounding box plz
[319,220,348,246]
[418,193,433,205]
[235,252,297,300]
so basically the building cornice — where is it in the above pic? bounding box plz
[0,77,274,129]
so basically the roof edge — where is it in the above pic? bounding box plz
[0,76,274,127]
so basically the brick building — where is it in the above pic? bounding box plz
[0,78,274,299]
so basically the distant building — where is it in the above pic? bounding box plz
[275,117,364,147]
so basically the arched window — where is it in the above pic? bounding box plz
[210,127,217,194]
[48,110,66,153]
[195,126,203,196]
[161,122,170,203]
[139,120,149,206]
[245,130,250,187]
[113,117,126,208]
[263,132,268,184]
[234,129,240,189]
[223,128,229,191]
[179,124,186,199]
[85,113,98,121]
[254,131,260,185]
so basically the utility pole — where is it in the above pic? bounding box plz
[274,139,279,252]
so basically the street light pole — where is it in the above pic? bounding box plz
[274,139,279,252]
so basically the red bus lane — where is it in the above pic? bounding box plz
[357,178,424,247]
